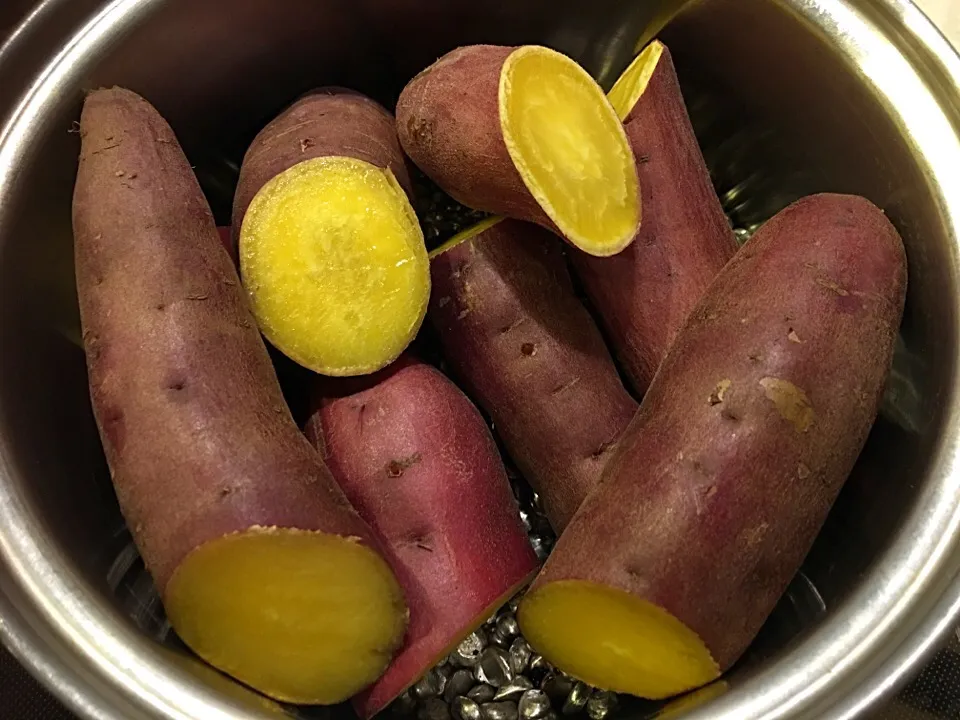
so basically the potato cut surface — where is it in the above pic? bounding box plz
[500,47,640,256]
[239,156,429,375]
[518,580,719,699]
[166,526,407,705]
[606,42,665,121]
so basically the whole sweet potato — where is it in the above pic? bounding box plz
[73,87,407,705]
[519,193,907,700]
[572,41,737,394]
[430,220,639,532]
[307,357,538,718]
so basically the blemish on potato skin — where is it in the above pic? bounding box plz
[385,452,422,478]
[708,379,731,406]
[520,342,537,357]
[797,463,811,479]
[788,328,802,343]
[759,377,815,432]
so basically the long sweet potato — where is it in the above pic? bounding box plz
[307,357,538,718]
[397,45,640,257]
[429,219,639,532]
[571,41,738,394]
[73,87,407,705]
[234,88,428,376]
[518,193,907,699]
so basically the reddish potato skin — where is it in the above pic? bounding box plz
[528,194,907,671]
[306,358,538,718]
[73,87,384,594]
[232,88,412,252]
[429,221,639,532]
[396,46,556,233]
[571,45,737,394]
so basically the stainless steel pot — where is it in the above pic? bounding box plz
[1,0,959,718]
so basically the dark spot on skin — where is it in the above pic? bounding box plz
[520,342,537,357]
[95,276,104,286]
[219,487,233,499]
[638,154,650,164]
[386,452,422,478]
[164,373,188,393]
[100,405,125,454]
[703,485,718,499]
[156,303,165,311]
[748,353,762,363]
[722,409,741,422]
[591,438,615,460]
[300,137,315,153]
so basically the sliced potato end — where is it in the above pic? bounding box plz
[607,41,666,122]
[240,156,429,376]
[166,526,408,705]
[499,46,640,257]
[518,580,719,700]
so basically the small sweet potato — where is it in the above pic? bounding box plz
[307,357,538,718]
[73,87,407,705]
[518,193,907,700]
[397,45,640,257]
[429,219,639,532]
[234,89,428,376]
[571,41,738,394]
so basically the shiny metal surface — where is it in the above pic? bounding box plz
[1,0,960,719]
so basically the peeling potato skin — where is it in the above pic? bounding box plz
[396,46,556,233]
[73,88,385,595]
[307,357,538,719]
[529,193,907,672]
[232,87,413,257]
[429,220,639,532]
[571,45,737,395]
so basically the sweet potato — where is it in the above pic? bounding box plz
[73,87,407,705]
[306,357,539,718]
[396,45,640,257]
[571,41,738,394]
[518,193,907,699]
[429,219,639,532]
[234,89,429,376]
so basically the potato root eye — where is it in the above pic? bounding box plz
[239,156,430,376]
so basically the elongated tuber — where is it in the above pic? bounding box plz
[572,41,737,394]
[73,87,407,705]
[429,219,639,532]
[307,357,539,717]
[519,194,907,700]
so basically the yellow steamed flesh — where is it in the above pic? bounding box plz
[239,156,429,376]
[166,527,407,705]
[500,46,640,257]
[518,580,719,700]
[606,41,665,122]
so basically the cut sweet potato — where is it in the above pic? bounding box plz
[572,41,737,394]
[73,87,407,705]
[307,357,539,718]
[235,89,428,376]
[518,194,907,699]
[397,45,640,257]
[429,219,639,532]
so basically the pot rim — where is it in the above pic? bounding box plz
[2,1,960,719]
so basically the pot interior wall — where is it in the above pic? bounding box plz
[0,0,948,716]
